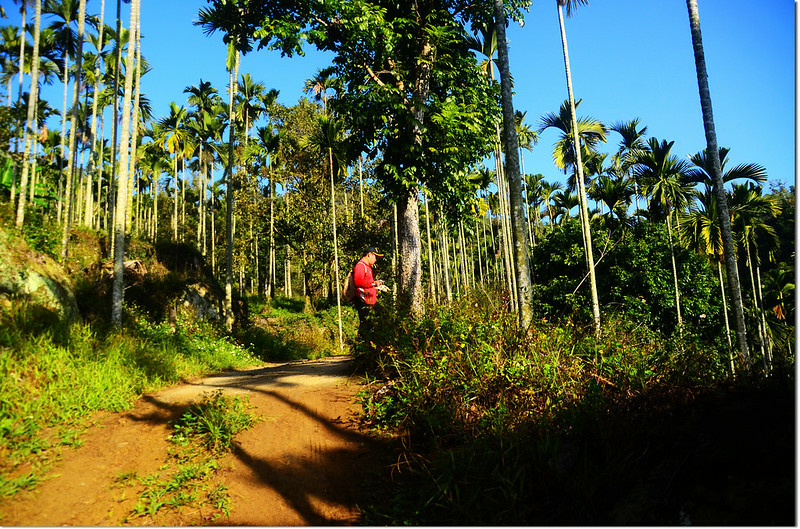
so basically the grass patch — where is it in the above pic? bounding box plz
[239,295,359,361]
[118,390,258,524]
[0,302,261,501]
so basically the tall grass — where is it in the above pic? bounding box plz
[356,289,741,524]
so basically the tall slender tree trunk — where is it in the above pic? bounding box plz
[755,264,772,367]
[717,260,733,350]
[686,0,749,365]
[521,156,535,247]
[474,217,485,286]
[666,213,683,331]
[268,167,275,298]
[494,142,517,311]
[358,156,365,218]
[494,0,533,328]
[56,50,70,222]
[172,157,178,241]
[439,211,453,302]
[423,190,436,303]
[744,234,768,370]
[127,9,142,233]
[557,0,601,337]
[11,0,28,205]
[390,203,397,296]
[111,0,139,328]
[60,0,87,260]
[329,147,344,351]
[15,0,42,229]
[15,0,26,134]
[152,168,159,239]
[224,50,240,331]
[108,0,123,252]
[84,0,105,228]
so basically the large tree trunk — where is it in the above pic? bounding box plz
[557,0,601,337]
[111,0,139,328]
[494,0,533,328]
[397,187,423,316]
[15,0,42,229]
[686,0,750,365]
[397,21,432,318]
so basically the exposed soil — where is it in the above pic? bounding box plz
[0,355,390,526]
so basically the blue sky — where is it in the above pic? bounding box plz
[7,0,795,189]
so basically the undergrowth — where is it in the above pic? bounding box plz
[239,294,359,361]
[355,290,794,525]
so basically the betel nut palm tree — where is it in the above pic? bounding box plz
[493,0,533,328]
[197,0,251,331]
[15,0,43,229]
[555,0,600,337]
[685,0,750,365]
[303,114,347,350]
[609,118,648,218]
[111,0,139,328]
[159,101,190,241]
[634,137,693,333]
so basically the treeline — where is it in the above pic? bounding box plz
[0,0,794,375]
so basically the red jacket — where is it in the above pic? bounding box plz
[353,259,377,305]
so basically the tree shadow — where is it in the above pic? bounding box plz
[115,357,391,525]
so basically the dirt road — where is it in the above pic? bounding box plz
[1,355,389,526]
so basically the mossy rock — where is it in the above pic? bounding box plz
[0,229,80,324]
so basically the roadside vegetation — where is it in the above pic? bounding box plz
[355,280,794,525]
[118,389,258,524]
[0,205,354,510]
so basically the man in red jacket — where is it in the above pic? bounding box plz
[353,246,385,338]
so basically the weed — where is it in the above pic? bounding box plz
[0,472,40,499]
[170,390,257,453]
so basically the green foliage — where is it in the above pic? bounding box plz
[170,389,257,453]
[237,295,359,361]
[531,220,724,339]
[0,203,60,257]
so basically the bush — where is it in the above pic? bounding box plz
[357,291,736,524]
[531,220,724,339]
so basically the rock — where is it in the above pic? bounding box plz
[0,230,81,324]
[178,282,223,323]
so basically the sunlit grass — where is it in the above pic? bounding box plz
[0,303,261,500]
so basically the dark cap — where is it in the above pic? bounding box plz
[363,246,384,257]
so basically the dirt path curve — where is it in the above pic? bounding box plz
[2,355,389,526]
